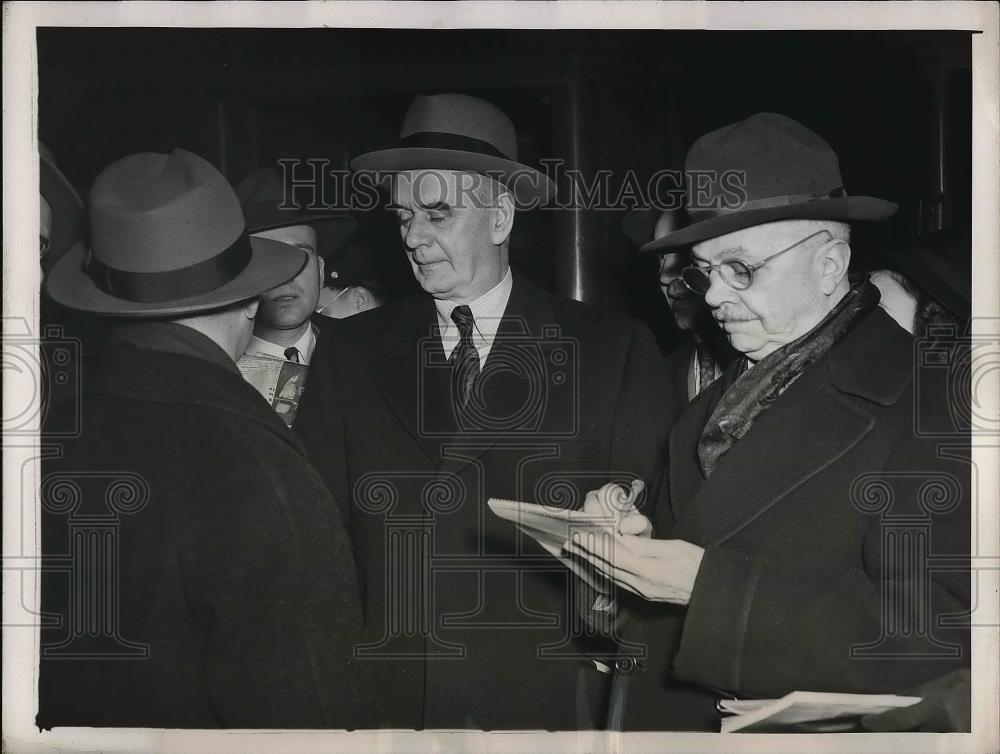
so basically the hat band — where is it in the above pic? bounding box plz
[398,131,510,160]
[86,234,252,303]
[688,187,847,222]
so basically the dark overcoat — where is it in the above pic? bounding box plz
[662,337,695,418]
[38,341,375,729]
[296,270,676,730]
[611,307,971,731]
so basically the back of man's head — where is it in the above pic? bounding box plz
[174,298,260,362]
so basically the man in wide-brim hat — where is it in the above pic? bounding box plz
[235,167,356,366]
[296,93,675,730]
[566,113,970,731]
[39,149,375,728]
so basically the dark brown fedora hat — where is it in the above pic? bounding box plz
[235,167,356,256]
[645,112,898,251]
[45,149,306,318]
[350,93,556,208]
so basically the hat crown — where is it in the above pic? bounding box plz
[685,112,845,211]
[400,93,518,161]
[89,149,244,273]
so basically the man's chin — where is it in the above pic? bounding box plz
[259,307,314,330]
[415,270,457,297]
[723,330,765,357]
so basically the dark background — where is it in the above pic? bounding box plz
[38,29,972,352]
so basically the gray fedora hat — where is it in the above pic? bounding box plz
[45,149,306,318]
[350,93,556,208]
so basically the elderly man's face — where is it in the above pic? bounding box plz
[391,170,510,303]
[693,221,841,362]
[252,224,323,331]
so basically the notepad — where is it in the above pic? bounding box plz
[487,497,621,546]
[487,497,623,592]
[719,691,921,732]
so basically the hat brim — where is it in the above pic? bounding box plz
[40,158,85,267]
[243,201,357,256]
[350,148,556,208]
[44,236,308,318]
[621,208,660,248]
[641,196,899,252]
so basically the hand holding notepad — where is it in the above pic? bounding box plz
[487,480,649,592]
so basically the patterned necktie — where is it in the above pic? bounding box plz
[284,346,301,363]
[695,342,718,397]
[450,305,481,408]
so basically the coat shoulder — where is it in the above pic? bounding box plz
[534,287,658,362]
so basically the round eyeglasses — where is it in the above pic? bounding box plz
[680,229,832,294]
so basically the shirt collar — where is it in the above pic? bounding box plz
[434,267,513,337]
[244,325,316,364]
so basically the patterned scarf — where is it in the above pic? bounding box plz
[698,278,880,477]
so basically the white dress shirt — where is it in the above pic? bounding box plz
[434,267,513,365]
[244,325,317,365]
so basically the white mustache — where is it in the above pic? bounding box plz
[714,309,756,323]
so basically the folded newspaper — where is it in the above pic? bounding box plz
[719,691,921,732]
[237,353,309,428]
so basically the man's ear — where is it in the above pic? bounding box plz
[317,255,326,289]
[491,189,515,246]
[819,239,851,295]
[351,286,372,313]
[243,298,260,320]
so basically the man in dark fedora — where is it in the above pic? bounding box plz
[39,149,374,728]
[235,167,356,365]
[622,208,735,415]
[566,113,970,730]
[296,93,674,730]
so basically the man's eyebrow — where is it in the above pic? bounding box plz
[419,201,453,213]
[693,245,745,264]
[385,203,409,212]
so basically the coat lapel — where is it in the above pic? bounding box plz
[668,308,911,546]
[438,271,558,477]
[367,295,446,467]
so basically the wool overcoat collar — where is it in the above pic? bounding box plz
[666,307,912,545]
